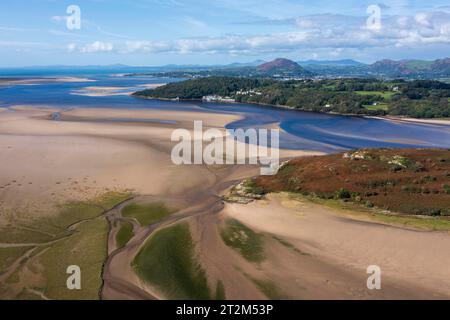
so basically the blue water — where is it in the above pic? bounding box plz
[1,71,449,153]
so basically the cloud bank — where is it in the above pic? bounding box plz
[66,11,450,56]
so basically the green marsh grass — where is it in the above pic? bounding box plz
[215,280,226,300]
[133,223,211,300]
[0,191,132,299]
[116,221,134,248]
[122,202,176,226]
[220,219,265,263]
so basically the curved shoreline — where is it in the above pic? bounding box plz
[132,95,450,127]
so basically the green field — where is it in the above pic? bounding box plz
[122,202,176,226]
[355,91,395,111]
[133,223,211,299]
[116,221,134,248]
[354,90,397,99]
[220,219,265,263]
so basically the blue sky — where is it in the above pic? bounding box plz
[1,0,449,67]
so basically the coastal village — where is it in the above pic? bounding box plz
[202,89,263,103]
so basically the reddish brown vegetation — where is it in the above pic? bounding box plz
[255,148,450,216]
[256,58,305,73]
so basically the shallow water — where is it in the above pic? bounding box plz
[0,72,449,153]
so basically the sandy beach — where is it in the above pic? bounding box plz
[0,77,96,86]
[225,193,450,299]
[371,115,450,126]
[70,83,166,97]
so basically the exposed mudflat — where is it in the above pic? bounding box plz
[1,106,448,300]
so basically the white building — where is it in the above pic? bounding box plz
[202,95,236,103]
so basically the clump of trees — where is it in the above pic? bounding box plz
[134,77,450,118]
[135,77,275,99]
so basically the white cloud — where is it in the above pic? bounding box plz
[65,10,450,56]
[82,41,114,53]
[415,13,430,26]
[122,40,172,53]
[295,18,315,29]
[51,15,67,23]
[68,41,114,53]
[67,43,77,52]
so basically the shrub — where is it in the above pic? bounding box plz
[365,201,374,208]
[335,188,351,199]
[443,184,450,195]
[401,185,420,193]
[242,179,265,195]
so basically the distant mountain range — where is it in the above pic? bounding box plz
[122,58,313,78]
[3,58,450,79]
[252,57,450,79]
[206,58,450,79]
[298,59,365,67]
[159,57,450,79]
[366,58,450,78]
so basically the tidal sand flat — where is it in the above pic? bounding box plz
[0,106,237,298]
[1,105,449,300]
[224,193,450,299]
[0,77,96,87]
[0,106,312,300]
[70,83,166,97]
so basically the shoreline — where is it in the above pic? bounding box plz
[368,115,450,126]
[132,95,450,126]
[0,76,96,85]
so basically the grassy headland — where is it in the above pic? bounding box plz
[254,148,450,218]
